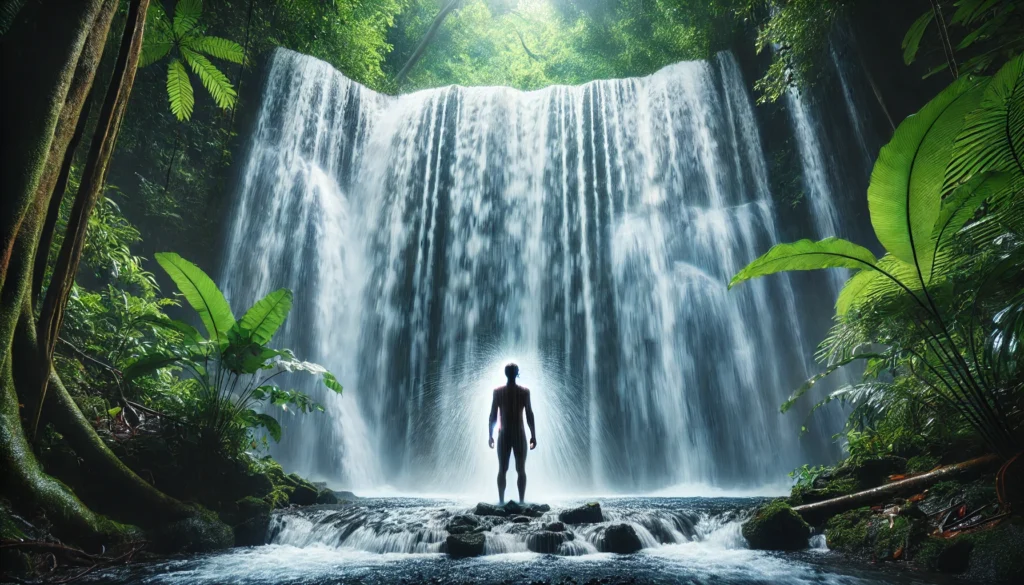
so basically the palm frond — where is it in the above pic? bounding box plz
[140,40,173,68]
[166,58,195,121]
[181,47,236,110]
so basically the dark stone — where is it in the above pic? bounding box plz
[475,502,508,517]
[447,514,482,535]
[544,521,565,532]
[523,503,551,517]
[316,489,339,505]
[503,501,524,515]
[446,532,486,558]
[335,490,359,500]
[527,530,574,553]
[229,496,272,547]
[558,502,603,524]
[286,474,319,506]
[602,523,643,554]
[742,500,810,551]
[150,508,233,553]
[511,515,532,523]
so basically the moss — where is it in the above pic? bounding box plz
[917,536,973,573]
[963,519,1024,582]
[742,500,810,551]
[906,454,940,474]
[789,476,859,506]
[825,507,874,555]
[149,506,232,553]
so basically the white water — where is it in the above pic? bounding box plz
[221,48,861,494]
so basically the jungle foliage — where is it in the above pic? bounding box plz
[731,54,1024,459]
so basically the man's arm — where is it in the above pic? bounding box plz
[488,389,498,448]
[525,390,536,449]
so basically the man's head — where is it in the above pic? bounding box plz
[504,362,519,382]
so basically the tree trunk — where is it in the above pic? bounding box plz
[34,0,150,436]
[395,0,462,85]
[792,454,1000,525]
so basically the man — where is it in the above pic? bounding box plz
[488,363,537,504]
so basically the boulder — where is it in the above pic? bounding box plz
[475,502,508,517]
[523,503,551,518]
[511,515,532,523]
[150,508,234,553]
[527,530,574,554]
[742,500,810,551]
[315,489,339,505]
[543,521,565,532]
[602,523,643,554]
[446,532,486,558]
[503,501,524,515]
[285,474,319,506]
[447,514,482,535]
[558,502,603,524]
[228,496,272,547]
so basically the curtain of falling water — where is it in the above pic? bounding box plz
[221,48,854,494]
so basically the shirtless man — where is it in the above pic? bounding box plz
[488,363,537,504]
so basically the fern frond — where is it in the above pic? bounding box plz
[140,40,173,68]
[145,0,173,38]
[181,47,236,110]
[166,58,194,121]
[188,35,245,65]
[173,0,202,38]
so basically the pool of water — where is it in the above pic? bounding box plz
[83,497,952,584]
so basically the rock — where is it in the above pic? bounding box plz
[523,503,551,518]
[316,489,339,505]
[285,474,319,506]
[475,502,508,517]
[558,502,602,524]
[150,508,234,553]
[447,514,482,535]
[335,490,359,500]
[446,532,486,558]
[503,501,524,515]
[602,523,643,554]
[543,521,565,532]
[527,530,574,554]
[742,500,810,551]
[511,515,532,523]
[228,496,272,547]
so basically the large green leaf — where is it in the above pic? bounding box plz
[190,35,245,64]
[122,353,182,382]
[868,75,986,278]
[946,55,1024,191]
[781,352,883,413]
[929,172,1012,280]
[901,11,934,65]
[254,413,282,442]
[180,47,236,109]
[324,372,343,395]
[729,238,877,289]
[155,252,235,344]
[173,0,202,38]
[237,288,292,345]
[166,58,194,121]
[834,255,922,316]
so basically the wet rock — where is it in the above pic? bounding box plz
[228,496,272,546]
[446,532,486,558]
[602,523,643,554]
[524,503,551,518]
[150,508,233,553]
[447,514,482,535]
[742,500,810,551]
[527,530,575,554]
[335,490,359,500]
[284,473,319,506]
[559,502,603,524]
[503,501,524,515]
[316,489,339,505]
[475,502,508,517]
[544,521,565,532]
[512,515,532,523]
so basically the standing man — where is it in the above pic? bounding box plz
[488,363,537,504]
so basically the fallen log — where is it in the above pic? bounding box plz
[792,454,1000,525]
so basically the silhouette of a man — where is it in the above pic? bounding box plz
[488,363,537,504]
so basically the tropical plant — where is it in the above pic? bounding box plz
[123,252,343,451]
[730,55,1024,458]
[141,0,245,121]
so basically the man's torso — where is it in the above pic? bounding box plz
[494,384,529,434]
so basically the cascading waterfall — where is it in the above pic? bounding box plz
[221,48,859,494]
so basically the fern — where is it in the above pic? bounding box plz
[190,35,245,65]
[166,58,194,122]
[181,48,236,110]
[173,0,202,38]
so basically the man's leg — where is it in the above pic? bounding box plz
[497,433,512,504]
[513,433,527,503]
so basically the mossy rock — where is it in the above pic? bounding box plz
[315,489,339,505]
[789,476,859,506]
[825,507,874,555]
[917,536,973,573]
[226,496,272,547]
[742,500,810,551]
[284,473,319,506]
[149,507,233,553]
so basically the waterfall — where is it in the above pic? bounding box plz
[221,48,853,494]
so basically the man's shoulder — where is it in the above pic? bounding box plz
[517,385,530,394]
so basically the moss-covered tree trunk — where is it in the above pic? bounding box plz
[1,0,223,549]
